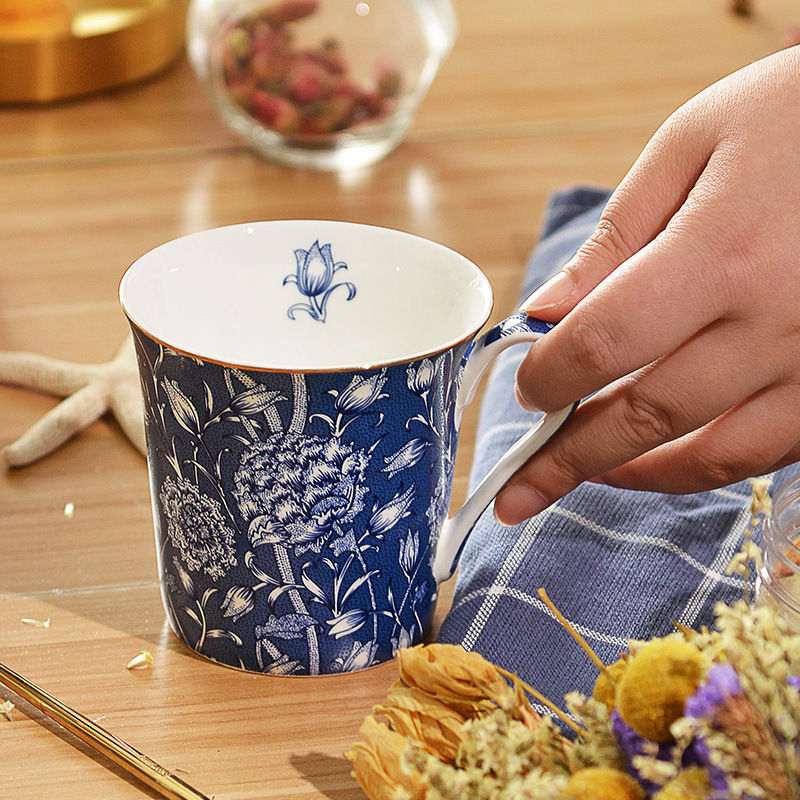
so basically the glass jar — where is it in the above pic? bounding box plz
[187,0,456,170]
[757,472,800,634]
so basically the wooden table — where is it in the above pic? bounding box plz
[0,1,794,797]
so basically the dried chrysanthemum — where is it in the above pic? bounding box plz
[397,644,512,715]
[616,639,708,743]
[346,715,427,800]
[126,650,154,670]
[373,684,470,762]
[0,700,14,721]
[560,766,647,799]
[397,642,578,733]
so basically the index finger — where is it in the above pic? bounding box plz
[515,145,735,414]
[520,95,715,325]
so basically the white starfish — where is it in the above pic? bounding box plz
[0,335,145,467]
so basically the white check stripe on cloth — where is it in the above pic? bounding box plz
[549,505,743,590]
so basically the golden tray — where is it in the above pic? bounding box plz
[0,0,189,104]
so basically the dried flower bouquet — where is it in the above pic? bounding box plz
[347,483,800,800]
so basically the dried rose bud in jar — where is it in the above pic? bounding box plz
[217,0,403,139]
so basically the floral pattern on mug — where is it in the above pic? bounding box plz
[234,434,370,555]
[283,240,357,322]
[159,476,237,580]
[131,322,465,676]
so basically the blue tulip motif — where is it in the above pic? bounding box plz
[284,240,356,322]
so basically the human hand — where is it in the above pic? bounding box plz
[494,45,800,526]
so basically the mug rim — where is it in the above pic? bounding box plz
[120,220,494,373]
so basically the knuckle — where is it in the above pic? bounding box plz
[684,446,751,490]
[618,389,680,447]
[579,213,637,266]
[569,311,626,378]
[540,442,586,494]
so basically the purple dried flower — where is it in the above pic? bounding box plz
[684,663,742,719]
[688,737,732,798]
[611,710,674,796]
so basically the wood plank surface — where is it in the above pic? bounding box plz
[0,0,795,797]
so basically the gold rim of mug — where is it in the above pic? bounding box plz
[124,312,494,375]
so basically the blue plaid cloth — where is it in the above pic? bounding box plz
[437,185,799,722]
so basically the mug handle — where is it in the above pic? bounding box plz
[432,313,578,582]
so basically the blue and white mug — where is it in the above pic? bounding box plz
[120,221,575,675]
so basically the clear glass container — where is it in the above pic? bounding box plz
[187,0,456,170]
[757,472,800,634]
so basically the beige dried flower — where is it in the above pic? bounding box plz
[725,478,772,601]
[565,693,626,773]
[21,617,50,629]
[408,708,569,800]
[631,741,680,788]
[346,715,427,800]
[0,700,14,721]
[750,477,772,520]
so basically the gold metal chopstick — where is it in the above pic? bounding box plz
[0,659,212,800]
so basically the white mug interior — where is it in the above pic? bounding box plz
[120,221,493,371]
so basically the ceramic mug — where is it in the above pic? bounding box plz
[120,221,576,675]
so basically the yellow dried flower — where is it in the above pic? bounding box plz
[591,658,628,712]
[397,644,511,714]
[126,650,154,670]
[1,700,14,721]
[373,684,469,762]
[616,639,707,743]
[561,766,646,800]
[651,766,711,799]
[346,715,427,800]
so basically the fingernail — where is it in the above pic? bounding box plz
[494,483,549,526]
[520,269,575,313]
[514,382,540,413]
